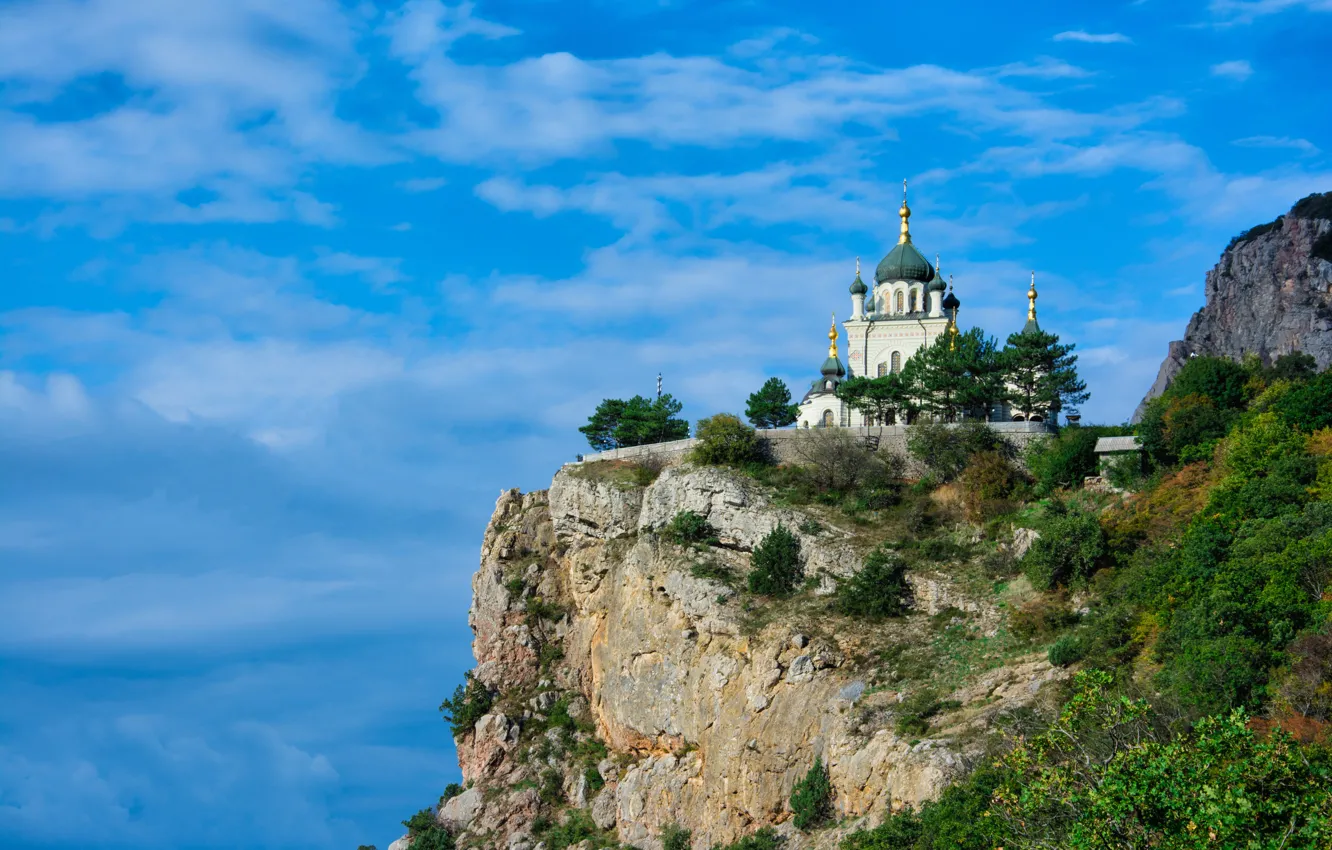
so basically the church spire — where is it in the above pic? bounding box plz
[827,313,839,358]
[1023,271,1041,334]
[898,179,912,244]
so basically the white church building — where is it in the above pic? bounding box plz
[797,187,1045,429]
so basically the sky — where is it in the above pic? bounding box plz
[0,0,1330,848]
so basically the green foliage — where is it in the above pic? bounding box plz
[579,394,690,451]
[747,524,803,596]
[893,689,952,737]
[665,510,719,546]
[1273,370,1332,432]
[438,674,493,738]
[1024,426,1100,494]
[525,596,565,622]
[709,827,783,850]
[539,809,605,850]
[583,764,605,795]
[1138,393,1229,468]
[790,757,833,831]
[840,765,1003,850]
[1269,351,1319,382]
[994,671,1332,850]
[900,328,1005,421]
[692,413,769,467]
[441,782,464,801]
[1047,634,1086,667]
[746,377,800,429]
[905,420,1007,482]
[401,809,455,850]
[958,450,1024,522]
[837,374,909,429]
[1022,511,1105,590]
[834,545,909,618]
[1001,327,1089,420]
[661,823,693,850]
[1168,355,1252,410]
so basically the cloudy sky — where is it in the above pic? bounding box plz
[1,0,1330,848]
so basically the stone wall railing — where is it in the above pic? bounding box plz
[572,421,1055,469]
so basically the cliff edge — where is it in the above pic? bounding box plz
[407,461,1067,850]
[1134,191,1332,421]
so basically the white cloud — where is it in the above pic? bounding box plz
[0,0,384,221]
[1233,135,1318,155]
[1211,59,1254,80]
[1209,0,1332,24]
[1052,30,1133,44]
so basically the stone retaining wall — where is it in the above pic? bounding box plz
[573,421,1055,470]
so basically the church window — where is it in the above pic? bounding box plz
[891,351,902,373]
[895,291,905,313]
[910,290,918,312]
[876,362,887,377]
[821,410,834,427]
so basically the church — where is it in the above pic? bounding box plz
[796,185,1045,429]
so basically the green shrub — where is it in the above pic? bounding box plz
[1168,355,1251,410]
[958,450,1024,521]
[438,675,493,738]
[539,809,602,850]
[1023,512,1104,590]
[662,822,693,850]
[790,757,833,830]
[840,765,1002,850]
[401,808,456,850]
[1010,597,1079,641]
[906,421,1008,482]
[1273,370,1332,432]
[1048,634,1086,667]
[747,524,804,596]
[894,689,948,737]
[1024,426,1102,494]
[834,546,909,618]
[710,827,783,850]
[666,510,719,546]
[692,413,770,467]
[525,596,565,622]
[441,782,464,801]
[583,764,605,795]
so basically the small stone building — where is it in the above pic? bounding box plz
[1094,436,1142,475]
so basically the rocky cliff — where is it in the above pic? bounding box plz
[1135,191,1332,421]
[403,462,1067,850]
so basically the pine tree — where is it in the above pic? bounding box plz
[904,329,1003,421]
[580,394,690,450]
[745,377,799,428]
[837,374,908,432]
[1001,329,1088,421]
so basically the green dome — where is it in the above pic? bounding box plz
[821,356,846,378]
[942,289,961,311]
[928,270,948,292]
[875,241,936,284]
[849,273,868,296]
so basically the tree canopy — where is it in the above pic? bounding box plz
[901,328,1004,421]
[1001,327,1088,420]
[745,378,799,429]
[578,394,689,451]
[837,373,909,430]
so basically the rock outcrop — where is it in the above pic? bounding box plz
[1135,191,1332,421]
[415,463,1066,850]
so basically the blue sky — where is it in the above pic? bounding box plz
[0,0,1329,847]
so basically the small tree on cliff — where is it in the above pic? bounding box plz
[748,524,803,596]
[745,377,799,429]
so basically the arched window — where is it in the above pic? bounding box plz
[876,361,888,377]
[910,290,918,312]
[821,409,834,427]
[891,351,902,373]
[895,290,905,313]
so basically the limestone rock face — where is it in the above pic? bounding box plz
[448,465,1065,850]
[1136,194,1332,420]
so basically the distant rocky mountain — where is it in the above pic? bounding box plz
[1134,191,1332,421]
